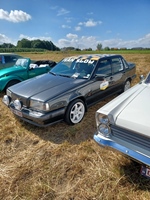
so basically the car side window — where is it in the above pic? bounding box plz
[111,58,124,73]
[95,59,111,75]
[122,58,129,69]
[4,55,15,63]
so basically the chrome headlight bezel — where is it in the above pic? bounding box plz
[98,124,111,137]
[30,99,50,111]
[96,112,111,137]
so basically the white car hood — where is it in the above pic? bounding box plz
[115,85,150,136]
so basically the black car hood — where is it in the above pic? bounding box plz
[9,73,86,101]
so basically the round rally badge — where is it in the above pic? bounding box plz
[100,80,109,90]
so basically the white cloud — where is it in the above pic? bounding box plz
[62,25,71,29]
[0,34,13,44]
[75,26,81,31]
[57,33,150,50]
[66,33,78,39]
[19,34,52,41]
[58,35,97,49]
[78,19,102,27]
[57,8,70,16]
[101,34,150,49]
[0,9,31,23]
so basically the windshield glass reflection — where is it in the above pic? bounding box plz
[50,56,98,79]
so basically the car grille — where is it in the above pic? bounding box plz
[10,93,29,107]
[111,125,150,152]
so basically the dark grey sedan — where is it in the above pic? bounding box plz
[3,54,136,127]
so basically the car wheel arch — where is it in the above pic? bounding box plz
[4,79,21,92]
[67,96,87,112]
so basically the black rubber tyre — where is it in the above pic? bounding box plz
[65,99,85,125]
[123,79,131,92]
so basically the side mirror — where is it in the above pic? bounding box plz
[95,74,105,81]
[139,75,144,82]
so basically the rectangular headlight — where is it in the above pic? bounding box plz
[30,100,50,111]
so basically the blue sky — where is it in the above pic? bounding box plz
[0,0,150,50]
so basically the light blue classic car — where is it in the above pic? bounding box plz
[94,72,150,178]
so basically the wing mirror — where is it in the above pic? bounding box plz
[139,75,144,82]
[95,74,106,81]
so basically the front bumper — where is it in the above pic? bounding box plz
[8,103,66,127]
[94,133,150,167]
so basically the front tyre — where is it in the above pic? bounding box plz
[123,79,131,92]
[65,99,85,125]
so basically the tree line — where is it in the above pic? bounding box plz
[0,38,60,51]
[0,40,149,52]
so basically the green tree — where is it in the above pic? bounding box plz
[97,43,102,50]
[17,39,31,48]
[104,46,110,50]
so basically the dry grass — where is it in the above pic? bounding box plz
[0,52,150,200]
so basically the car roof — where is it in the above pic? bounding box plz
[0,53,20,55]
[66,54,121,60]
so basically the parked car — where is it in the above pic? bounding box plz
[2,54,136,127]
[93,72,150,178]
[0,58,56,92]
[0,53,23,69]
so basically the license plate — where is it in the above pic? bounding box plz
[10,108,23,117]
[140,165,150,178]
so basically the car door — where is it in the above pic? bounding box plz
[84,58,117,105]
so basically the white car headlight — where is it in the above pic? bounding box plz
[98,124,111,137]
[96,113,111,137]
[14,99,22,110]
[30,100,50,111]
[96,113,109,126]
[2,95,11,106]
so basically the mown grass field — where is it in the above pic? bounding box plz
[0,51,150,200]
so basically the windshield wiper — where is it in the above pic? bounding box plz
[58,74,71,78]
[49,71,56,76]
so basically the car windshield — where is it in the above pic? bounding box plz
[144,72,150,84]
[50,56,98,79]
[15,58,29,68]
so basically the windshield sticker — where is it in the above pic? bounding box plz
[100,81,109,90]
[90,57,99,61]
[63,57,76,62]
[72,73,80,78]
[62,56,99,64]
[76,59,95,64]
